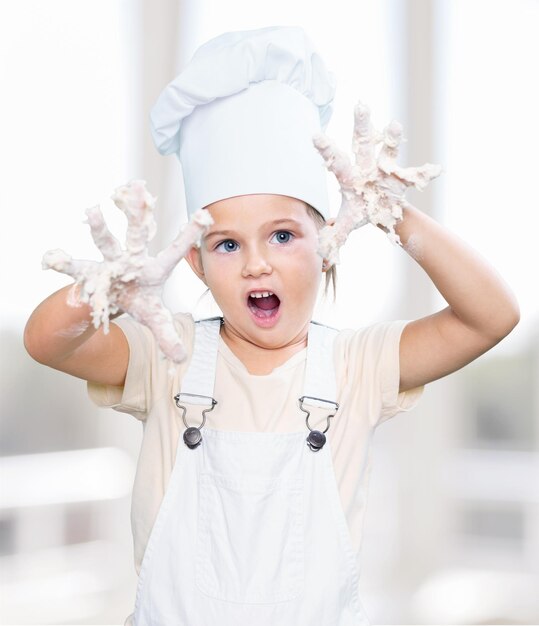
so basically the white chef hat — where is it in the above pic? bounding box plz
[149,25,337,220]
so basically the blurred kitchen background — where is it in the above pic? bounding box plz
[1,0,538,623]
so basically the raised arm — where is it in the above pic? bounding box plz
[24,180,213,386]
[389,207,519,392]
[313,101,519,393]
[24,283,129,386]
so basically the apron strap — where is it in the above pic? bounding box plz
[302,320,339,410]
[178,317,338,408]
[177,316,222,405]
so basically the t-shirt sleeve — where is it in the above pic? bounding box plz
[86,313,194,421]
[378,319,424,426]
[337,319,424,428]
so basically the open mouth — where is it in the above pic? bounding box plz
[246,291,281,320]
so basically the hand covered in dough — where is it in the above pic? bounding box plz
[42,180,213,363]
[312,101,442,265]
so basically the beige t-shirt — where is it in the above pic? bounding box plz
[88,313,424,575]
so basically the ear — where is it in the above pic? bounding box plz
[321,218,335,272]
[185,245,207,285]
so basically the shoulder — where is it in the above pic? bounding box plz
[115,311,196,346]
[109,311,197,374]
[333,319,410,362]
[87,311,198,416]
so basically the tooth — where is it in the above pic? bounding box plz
[249,291,274,298]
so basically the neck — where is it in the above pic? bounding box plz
[219,320,308,375]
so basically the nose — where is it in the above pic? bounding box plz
[241,246,272,278]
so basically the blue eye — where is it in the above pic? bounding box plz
[215,239,238,253]
[271,231,293,244]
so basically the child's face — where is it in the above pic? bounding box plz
[186,194,326,347]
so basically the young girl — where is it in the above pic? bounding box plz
[24,26,519,626]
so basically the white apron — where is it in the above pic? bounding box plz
[127,317,371,626]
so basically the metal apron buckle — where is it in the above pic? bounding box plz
[174,393,218,449]
[298,396,339,451]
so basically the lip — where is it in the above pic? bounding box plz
[246,290,282,329]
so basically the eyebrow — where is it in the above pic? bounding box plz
[204,218,303,240]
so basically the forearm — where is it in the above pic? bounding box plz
[388,205,520,340]
[24,284,121,365]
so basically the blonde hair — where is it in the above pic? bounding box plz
[304,203,337,302]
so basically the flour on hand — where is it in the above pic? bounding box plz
[42,180,213,363]
[313,102,442,265]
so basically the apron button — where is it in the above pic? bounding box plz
[306,430,326,451]
[184,427,202,449]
